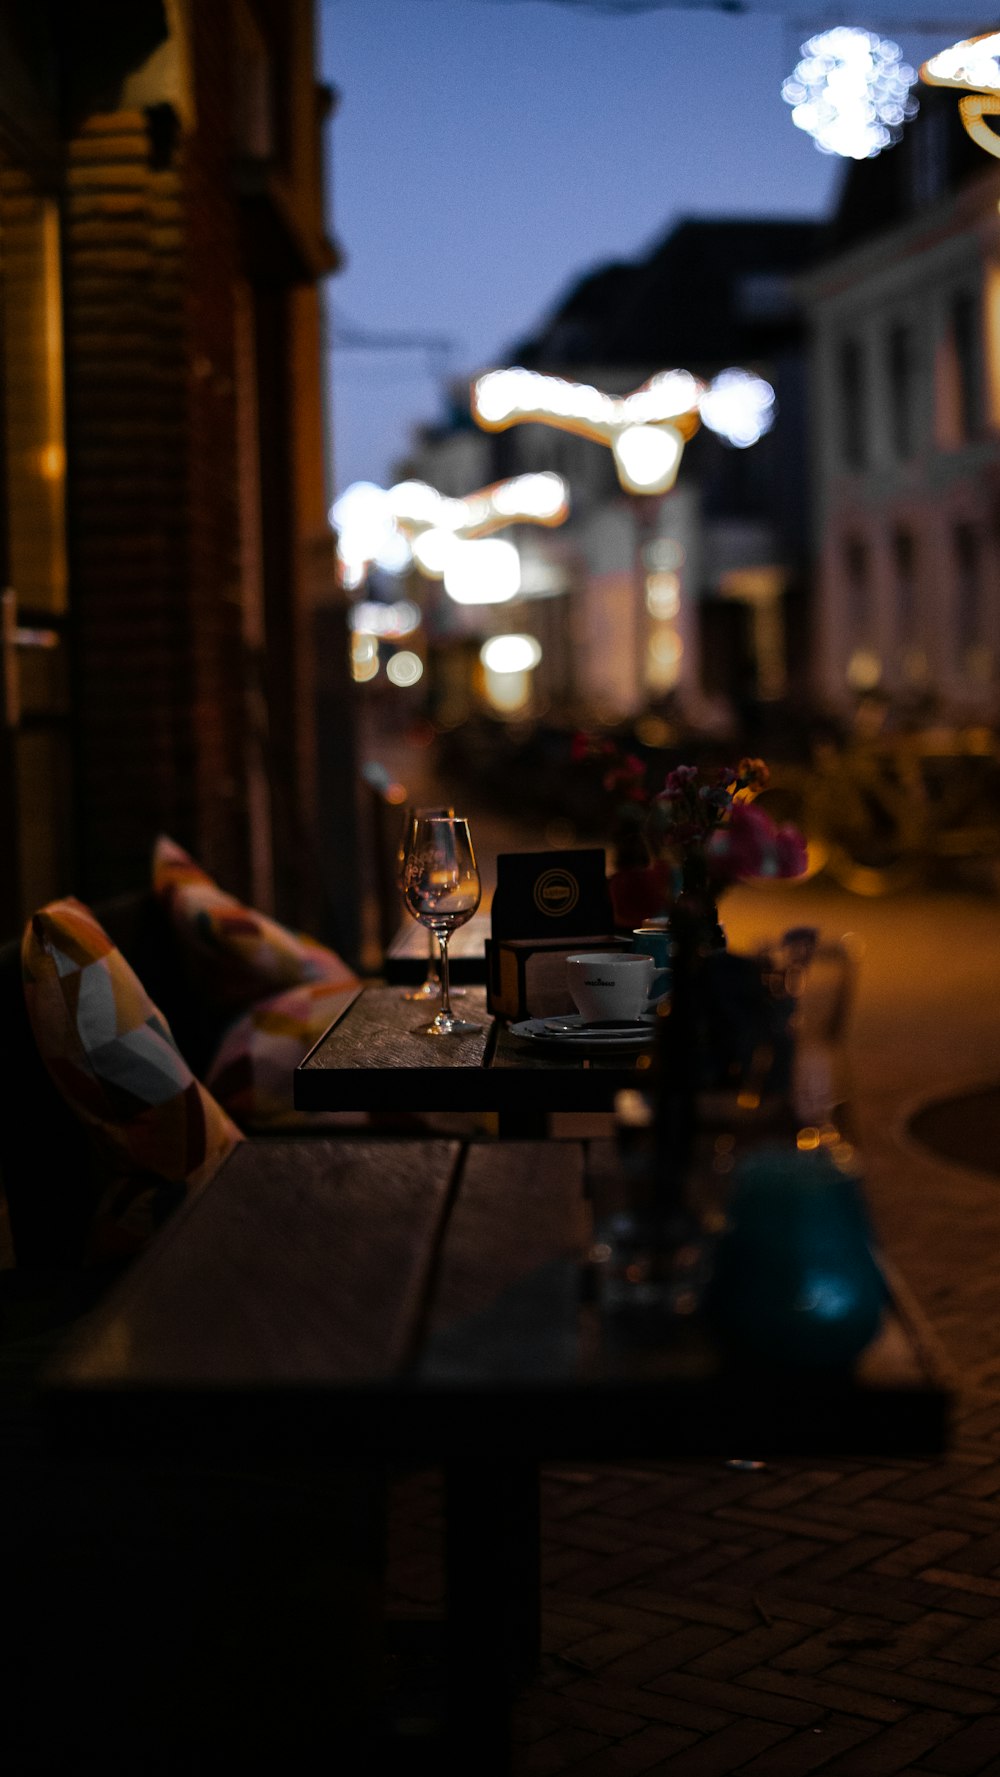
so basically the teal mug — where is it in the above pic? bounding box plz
[632,925,672,1003]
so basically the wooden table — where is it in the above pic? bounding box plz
[45,1135,948,1766]
[294,984,658,1129]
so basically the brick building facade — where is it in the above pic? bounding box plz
[0,0,353,942]
[801,88,1000,716]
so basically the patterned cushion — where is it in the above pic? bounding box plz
[153,836,358,1012]
[205,979,358,1128]
[23,898,243,1261]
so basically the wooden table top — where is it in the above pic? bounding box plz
[46,1136,948,1464]
[294,984,660,1114]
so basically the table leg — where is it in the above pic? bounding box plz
[444,1454,541,1761]
[4,1457,388,1769]
[498,1109,549,1139]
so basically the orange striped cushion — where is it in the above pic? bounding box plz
[205,979,357,1128]
[153,836,358,1011]
[23,898,243,1260]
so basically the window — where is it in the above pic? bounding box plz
[844,536,870,638]
[892,528,918,645]
[837,337,867,469]
[955,522,982,654]
[0,148,74,927]
[888,323,916,459]
[951,290,980,439]
[843,536,881,690]
[954,522,992,682]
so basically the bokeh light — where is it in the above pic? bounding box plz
[922,32,1000,94]
[613,424,683,494]
[644,537,685,573]
[349,600,421,638]
[443,537,520,605]
[411,528,456,578]
[331,480,411,585]
[386,650,423,687]
[484,666,531,713]
[332,471,568,588]
[846,647,883,690]
[646,572,680,620]
[490,471,567,522]
[479,633,542,674]
[700,369,776,448]
[350,631,379,683]
[782,27,917,160]
[646,624,683,691]
[921,34,1000,161]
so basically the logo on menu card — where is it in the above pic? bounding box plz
[533,867,579,917]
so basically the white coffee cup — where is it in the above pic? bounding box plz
[566,952,661,1022]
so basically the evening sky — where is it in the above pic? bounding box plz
[319,0,988,493]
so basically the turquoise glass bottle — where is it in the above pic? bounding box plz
[706,1144,885,1368]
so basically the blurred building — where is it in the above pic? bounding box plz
[400,217,822,729]
[803,86,1000,716]
[0,1,354,945]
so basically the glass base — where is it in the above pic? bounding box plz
[401,978,440,1002]
[400,979,466,1001]
[415,1011,483,1037]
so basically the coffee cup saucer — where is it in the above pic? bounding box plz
[510,1012,657,1048]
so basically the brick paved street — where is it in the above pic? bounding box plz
[386,882,1000,1774]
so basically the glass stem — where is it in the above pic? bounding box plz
[427,928,440,989]
[438,930,452,1020]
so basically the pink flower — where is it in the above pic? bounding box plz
[705,803,807,886]
[775,825,809,878]
[661,764,699,800]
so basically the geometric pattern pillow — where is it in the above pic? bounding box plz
[22,898,243,1261]
[204,978,358,1129]
[153,835,358,1014]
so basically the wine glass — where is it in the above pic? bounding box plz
[402,815,482,1036]
[395,804,452,1001]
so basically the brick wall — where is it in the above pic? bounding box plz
[63,108,202,897]
[182,5,257,897]
[60,0,335,924]
[63,96,253,902]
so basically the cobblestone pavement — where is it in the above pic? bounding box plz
[387,881,1000,1774]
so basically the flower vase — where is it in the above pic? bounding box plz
[675,854,726,956]
[598,899,714,1334]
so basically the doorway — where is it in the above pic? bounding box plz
[0,143,75,936]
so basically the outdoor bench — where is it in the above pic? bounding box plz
[26,1129,947,1772]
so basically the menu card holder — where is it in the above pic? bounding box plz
[486,849,625,1019]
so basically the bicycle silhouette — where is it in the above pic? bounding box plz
[753,723,1000,896]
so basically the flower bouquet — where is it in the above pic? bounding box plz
[572,738,808,936]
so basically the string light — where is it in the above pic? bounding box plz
[471,365,775,492]
[922,32,1000,160]
[443,537,521,605]
[472,366,701,494]
[330,471,569,587]
[348,600,421,638]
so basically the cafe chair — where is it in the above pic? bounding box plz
[764,927,863,1136]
